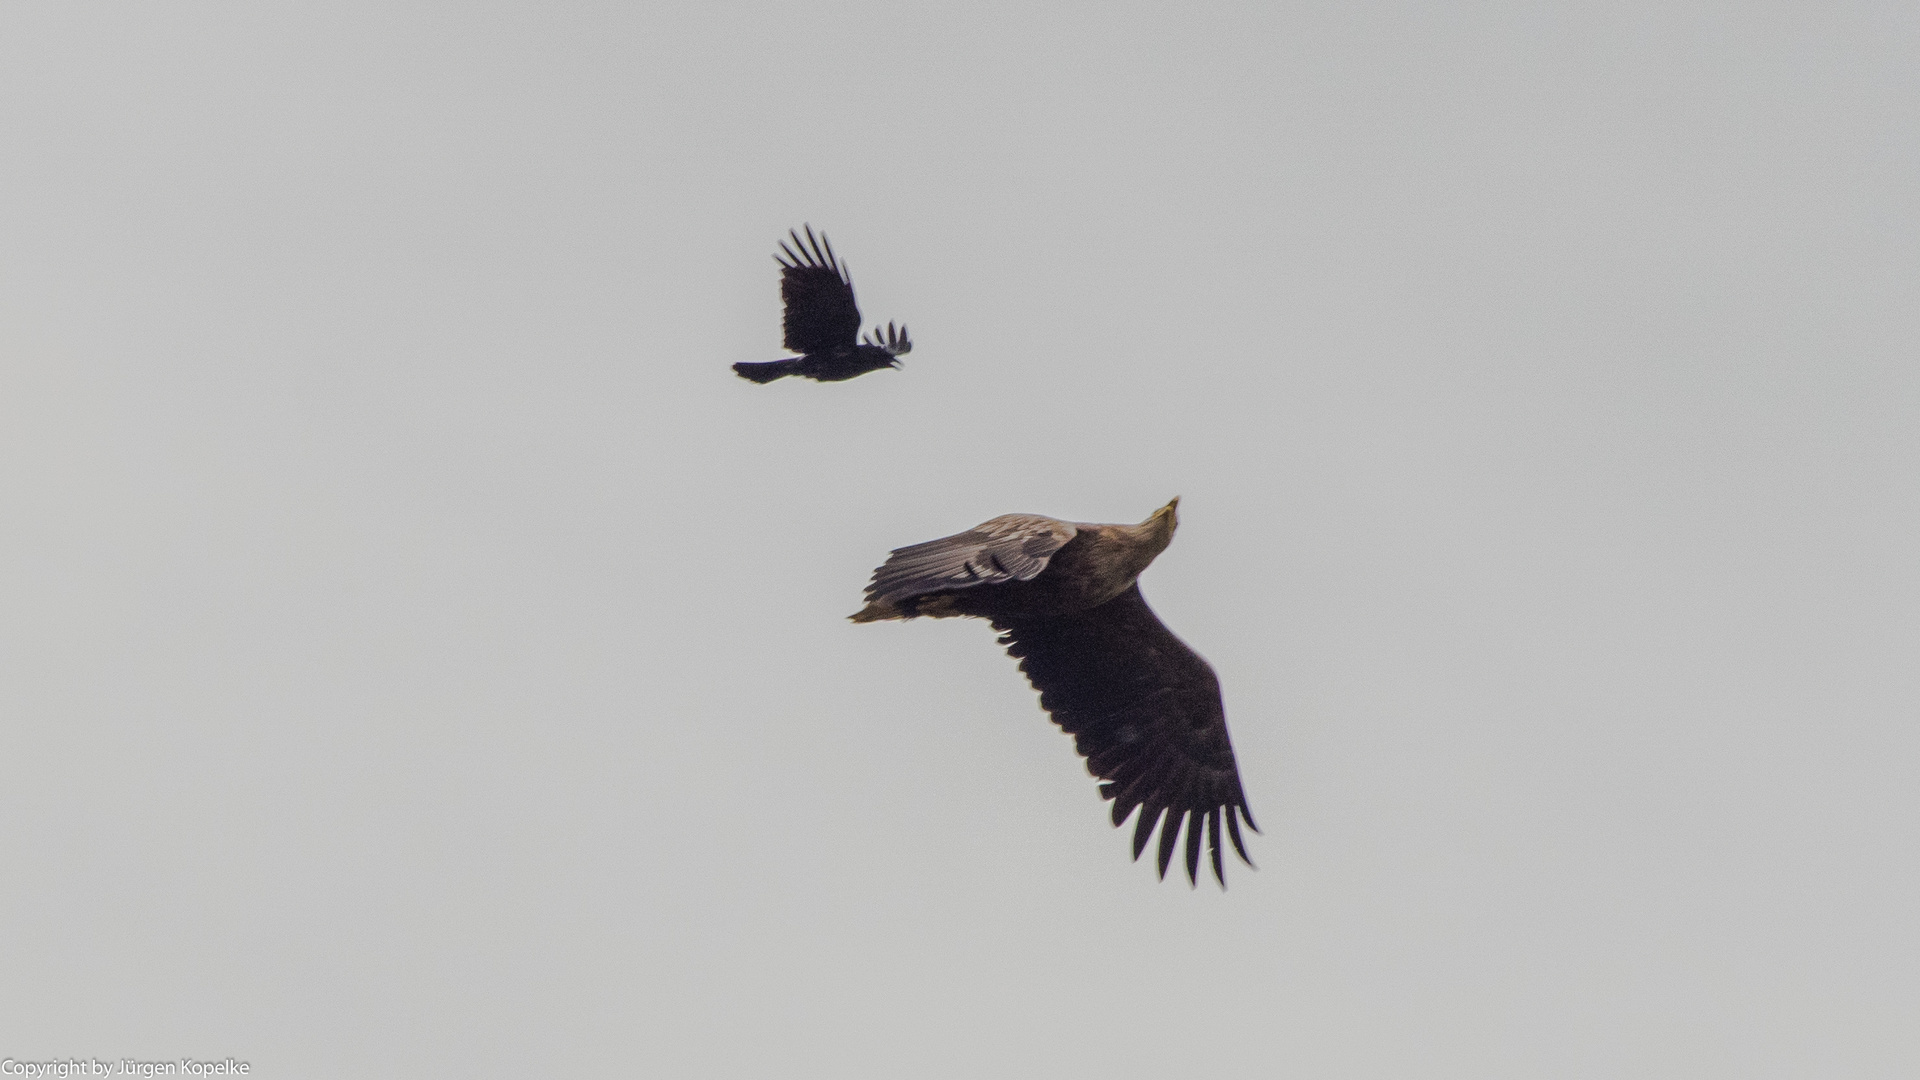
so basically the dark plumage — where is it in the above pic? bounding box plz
[733,226,912,384]
[851,499,1257,886]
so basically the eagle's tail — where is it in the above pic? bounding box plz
[733,359,797,384]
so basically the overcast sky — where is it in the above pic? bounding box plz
[3,2,1916,1077]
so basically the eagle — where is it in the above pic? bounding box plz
[851,499,1257,886]
[733,226,912,384]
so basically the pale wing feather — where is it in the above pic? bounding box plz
[865,514,1077,604]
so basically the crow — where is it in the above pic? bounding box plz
[851,499,1257,886]
[734,226,912,384]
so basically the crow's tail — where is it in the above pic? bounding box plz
[733,359,797,384]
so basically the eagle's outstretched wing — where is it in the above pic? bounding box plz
[993,584,1257,886]
[777,226,862,355]
[863,514,1077,607]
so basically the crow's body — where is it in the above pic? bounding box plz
[851,499,1257,886]
[734,226,911,384]
[731,341,903,384]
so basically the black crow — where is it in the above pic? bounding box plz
[734,226,912,383]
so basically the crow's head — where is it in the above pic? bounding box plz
[862,321,912,363]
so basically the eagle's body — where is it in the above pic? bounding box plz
[734,226,911,384]
[851,514,1158,622]
[852,499,1257,886]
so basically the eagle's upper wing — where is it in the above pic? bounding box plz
[993,584,1256,886]
[864,514,1077,606]
[777,226,862,354]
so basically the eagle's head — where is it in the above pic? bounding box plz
[1150,497,1179,536]
[1135,498,1180,566]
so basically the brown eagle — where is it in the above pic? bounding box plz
[852,499,1257,886]
[733,226,912,384]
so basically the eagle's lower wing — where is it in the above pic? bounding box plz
[993,584,1256,886]
[777,226,862,354]
[864,514,1077,605]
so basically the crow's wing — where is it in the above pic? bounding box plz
[993,584,1256,886]
[777,226,862,354]
[864,514,1077,606]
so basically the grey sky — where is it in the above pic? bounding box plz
[2,1,1916,1076]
